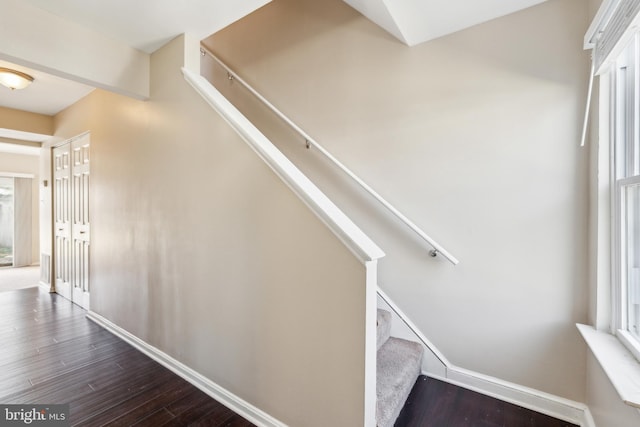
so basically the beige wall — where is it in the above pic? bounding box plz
[46,35,371,426]
[0,106,53,136]
[0,152,40,265]
[204,0,591,401]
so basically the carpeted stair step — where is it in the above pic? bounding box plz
[377,309,392,350]
[377,337,423,427]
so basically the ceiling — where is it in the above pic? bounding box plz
[0,59,94,116]
[0,0,549,150]
[1,0,272,120]
[20,0,272,55]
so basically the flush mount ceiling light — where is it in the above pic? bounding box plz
[0,67,34,90]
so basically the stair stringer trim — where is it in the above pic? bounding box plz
[437,367,593,427]
[377,290,594,427]
[87,311,289,427]
[376,289,448,378]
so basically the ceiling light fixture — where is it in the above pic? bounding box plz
[0,67,34,90]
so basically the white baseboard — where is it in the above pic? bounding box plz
[38,282,52,293]
[582,407,597,427]
[87,308,595,427]
[427,366,594,427]
[86,311,287,427]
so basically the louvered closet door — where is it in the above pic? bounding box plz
[53,143,72,301]
[71,135,90,309]
[53,134,91,309]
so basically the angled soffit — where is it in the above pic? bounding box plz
[343,0,550,46]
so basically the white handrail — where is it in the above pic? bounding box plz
[201,47,459,265]
[182,67,385,264]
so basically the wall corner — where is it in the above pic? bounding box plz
[182,33,202,74]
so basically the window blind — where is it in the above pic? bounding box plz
[587,0,640,73]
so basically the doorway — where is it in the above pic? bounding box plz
[0,175,34,269]
[53,133,90,309]
[0,177,14,267]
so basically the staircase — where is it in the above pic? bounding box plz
[376,308,423,427]
[184,66,436,427]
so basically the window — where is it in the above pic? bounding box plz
[579,0,640,408]
[611,33,640,359]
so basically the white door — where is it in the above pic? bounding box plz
[53,143,72,301]
[53,134,90,309]
[71,136,90,309]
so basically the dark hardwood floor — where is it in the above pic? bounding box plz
[0,287,255,427]
[395,376,579,427]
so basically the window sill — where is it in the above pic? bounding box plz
[577,324,640,409]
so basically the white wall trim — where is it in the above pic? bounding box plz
[86,311,288,427]
[582,406,598,427]
[578,324,640,410]
[364,262,379,427]
[0,172,35,178]
[427,367,592,427]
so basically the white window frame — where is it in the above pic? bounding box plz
[579,1,640,411]
[615,173,640,363]
[610,34,640,360]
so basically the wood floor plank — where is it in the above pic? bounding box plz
[0,288,255,427]
[160,399,225,427]
[76,374,191,426]
[188,404,235,426]
[395,376,579,427]
[129,408,176,426]
[6,366,109,405]
[0,336,131,393]
[164,387,216,418]
[32,340,133,385]
[1,347,142,404]
[69,366,178,424]
[218,414,256,427]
